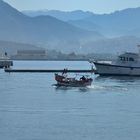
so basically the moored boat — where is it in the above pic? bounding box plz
[90,45,140,76]
[0,54,13,68]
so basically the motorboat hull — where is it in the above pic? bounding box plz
[56,80,92,87]
[55,74,93,87]
[94,62,140,76]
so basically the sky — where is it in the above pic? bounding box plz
[3,0,140,14]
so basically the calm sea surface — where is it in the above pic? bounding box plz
[1,61,140,140]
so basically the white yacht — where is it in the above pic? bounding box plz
[91,45,140,76]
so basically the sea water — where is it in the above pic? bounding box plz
[0,61,140,140]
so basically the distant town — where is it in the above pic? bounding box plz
[2,49,115,61]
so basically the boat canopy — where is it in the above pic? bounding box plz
[118,52,139,62]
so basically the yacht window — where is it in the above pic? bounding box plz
[120,57,128,61]
[129,57,134,61]
[122,57,125,61]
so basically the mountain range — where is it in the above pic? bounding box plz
[0,0,102,53]
[23,10,93,21]
[72,8,140,37]
[1,0,140,55]
[23,8,140,37]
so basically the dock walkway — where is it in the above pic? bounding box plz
[5,68,96,73]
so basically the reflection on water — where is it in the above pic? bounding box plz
[54,85,74,91]
[54,85,90,93]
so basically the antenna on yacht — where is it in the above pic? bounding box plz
[138,45,140,56]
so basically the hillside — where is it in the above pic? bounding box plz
[23,8,140,37]
[80,36,140,54]
[68,7,140,37]
[0,0,103,52]
[22,10,93,21]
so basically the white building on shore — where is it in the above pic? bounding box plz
[11,50,47,60]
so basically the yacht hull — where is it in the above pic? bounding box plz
[94,62,140,76]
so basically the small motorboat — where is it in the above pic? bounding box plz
[54,73,93,87]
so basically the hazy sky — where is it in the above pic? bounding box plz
[3,0,140,14]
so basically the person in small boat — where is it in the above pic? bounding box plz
[62,68,68,77]
[80,76,86,81]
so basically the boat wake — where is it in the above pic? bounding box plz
[87,84,128,91]
[87,84,105,90]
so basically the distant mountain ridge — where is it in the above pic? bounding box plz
[23,8,140,37]
[22,10,93,21]
[0,0,102,52]
[69,7,140,36]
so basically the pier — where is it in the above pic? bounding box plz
[4,68,96,73]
